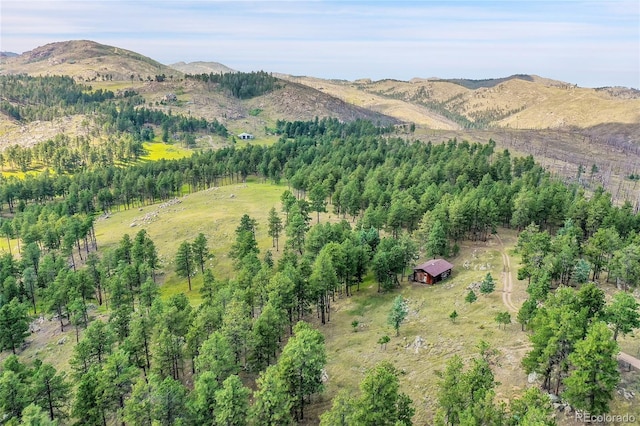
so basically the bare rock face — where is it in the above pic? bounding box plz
[411,336,425,354]
[321,369,329,383]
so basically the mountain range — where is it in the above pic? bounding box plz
[1,40,639,203]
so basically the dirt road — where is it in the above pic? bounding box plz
[495,233,640,370]
[495,234,519,313]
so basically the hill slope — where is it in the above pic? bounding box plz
[285,74,640,130]
[0,40,179,82]
[169,61,235,75]
[0,41,400,148]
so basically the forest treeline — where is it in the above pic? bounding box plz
[185,70,281,99]
[1,114,640,424]
[0,75,228,173]
[0,75,116,122]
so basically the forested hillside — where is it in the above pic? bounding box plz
[1,111,639,424]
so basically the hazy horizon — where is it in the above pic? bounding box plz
[2,1,638,89]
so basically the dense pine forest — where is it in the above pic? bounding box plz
[1,76,640,425]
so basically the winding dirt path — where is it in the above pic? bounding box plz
[495,234,640,370]
[495,234,519,313]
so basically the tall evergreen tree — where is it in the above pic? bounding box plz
[31,363,71,421]
[71,366,104,426]
[251,365,294,426]
[0,368,30,422]
[152,376,188,426]
[97,349,138,424]
[604,291,640,341]
[214,375,250,426]
[278,321,326,421]
[267,207,283,252]
[351,361,414,426]
[426,219,448,258]
[123,378,155,426]
[563,321,619,416]
[309,183,328,224]
[195,331,238,382]
[320,389,355,426]
[175,241,195,291]
[192,233,210,274]
[0,298,30,354]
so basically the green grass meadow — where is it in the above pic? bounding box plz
[94,181,287,300]
[141,141,193,161]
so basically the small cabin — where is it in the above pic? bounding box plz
[238,132,254,140]
[412,259,453,285]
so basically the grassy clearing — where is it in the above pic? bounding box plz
[309,232,533,423]
[0,141,191,179]
[141,141,193,161]
[1,164,50,179]
[94,180,289,300]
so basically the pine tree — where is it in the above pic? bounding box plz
[0,298,30,354]
[0,369,30,422]
[72,366,104,426]
[517,298,537,331]
[267,207,283,251]
[309,249,338,324]
[195,331,237,382]
[220,298,252,367]
[309,183,328,224]
[19,404,57,426]
[465,290,477,303]
[563,321,620,415]
[199,269,217,306]
[352,361,414,425]
[70,319,115,375]
[123,378,154,426]
[31,363,71,421]
[214,375,250,426]
[387,295,408,336]
[192,233,210,274]
[97,349,138,423]
[175,240,195,291]
[152,376,188,426]
[495,311,511,329]
[251,300,284,370]
[435,355,465,425]
[278,321,326,421]
[320,389,355,426]
[479,273,495,294]
[188,370,219,426]
[604,291,640,341]
[426,219,448,258]
[251,365,294,426]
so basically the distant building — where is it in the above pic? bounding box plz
[162,93,177,102]
[412,259,453,284]
[238,133,254,140]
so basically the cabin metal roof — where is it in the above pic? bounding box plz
[413,259,454,276]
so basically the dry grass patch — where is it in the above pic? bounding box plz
[311,232,531,424]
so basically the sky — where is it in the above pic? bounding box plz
[1,1,639,88]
